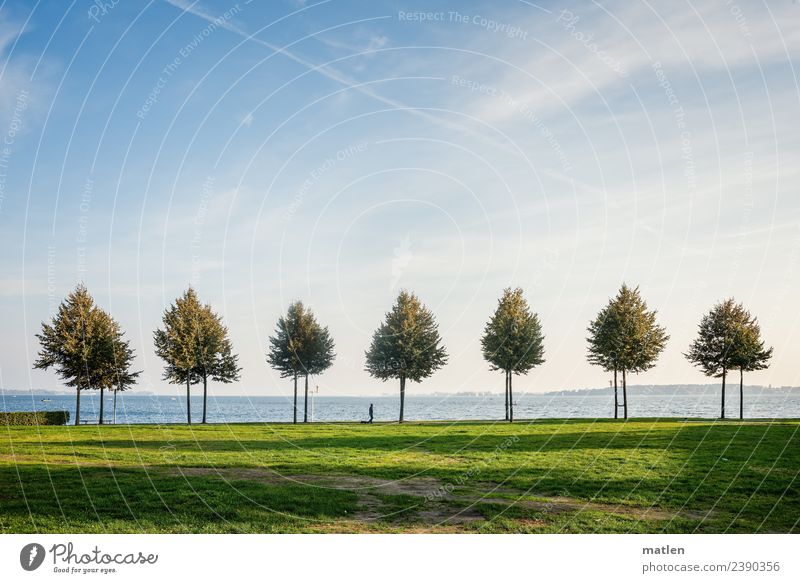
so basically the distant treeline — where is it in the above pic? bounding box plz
[32,283,773,426]
[544,385,798,397]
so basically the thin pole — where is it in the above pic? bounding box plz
[311,385,318,422]
[739,369,744,420]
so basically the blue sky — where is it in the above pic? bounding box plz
[1,0,799,396]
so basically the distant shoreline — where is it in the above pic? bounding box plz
[4,384,800,398]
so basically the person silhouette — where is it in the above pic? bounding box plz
[368,403,374,423]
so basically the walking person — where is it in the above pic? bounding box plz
[368,403,374,423]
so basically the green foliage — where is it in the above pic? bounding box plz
[34,284,139,424]
[93,309,140,393]
[730,307,773,374]
[195,304,241,384]
[34,285,106,392]
[0,411,70,426]
[266,301,316,379]
[587,284,669,374]
[153,288,204,386]
[587,303,619,372]
[154,288,240,423]
[364,290,448,383]
[685,299,770,378]
[481,287,545,374]
[154,288,240,384]
[304,322,336,376]
[267,301,336,378]
[266,301,335,422]
[685,299,772,419]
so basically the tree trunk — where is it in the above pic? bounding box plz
[113,390,118,424]
[509,373,514,422]
[739,369,744,420]
[202,374,208,424]
[504,371,509,421]
[99,386,104,425]
[613,367,618,420]
[622,368,628,420]
[721,367,726,419]
[186,377,191,425]
[399,374,406,423]
[304,374,309,423]
[293,373,298,424]
[75,389,81,426]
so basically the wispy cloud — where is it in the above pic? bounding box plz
[471,0,800,124]
[160,0,548,162]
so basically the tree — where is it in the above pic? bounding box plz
[154,288,203,424]
[34,284,138,425]
[92,309,140,424]
[194,304,241,424]
[481,288,545,422]
[267,301,315,423]
[731,313,772,420]
[365,291,448,423]
[588,284,668,419]
[298,314,335,423]
[34,284,99,425]
[587,302,623,418]
[105,321,139,424]
[154,288,240,424]
[687,299,771,419]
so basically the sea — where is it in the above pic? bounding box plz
[2,387,799,424]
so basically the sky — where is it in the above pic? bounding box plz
[0,0,799,396]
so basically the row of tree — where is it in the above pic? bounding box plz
[586,285,772,420]
[34,284,772,426]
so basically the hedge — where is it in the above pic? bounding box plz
[0,411,70,426]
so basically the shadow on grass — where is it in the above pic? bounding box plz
[0,464,358,533]
[42,420,800,457]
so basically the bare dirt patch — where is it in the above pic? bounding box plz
[170,466,442,498]
[165,466,701,525]
[415,506,485,525]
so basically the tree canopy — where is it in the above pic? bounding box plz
[34,284,139,425]
[266,301,313,379]
[154,289,202,382]
[686,298,772,418]
[267,301,335,422]
[481,287,545,374]
[729,309,772,376]
[365,290,448,382]
[365,290,447,422]
[586,284,669,418]
[611,284,669,374]
[481,287,545,421]
[587,303,620,373]
[685,299,748,379]
[154,288,240,423]
[303,320,336,377]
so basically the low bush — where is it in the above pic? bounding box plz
[0,411,70,426]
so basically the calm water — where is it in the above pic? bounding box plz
[2,388,799,424]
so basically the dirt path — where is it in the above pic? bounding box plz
[167,466,704,526]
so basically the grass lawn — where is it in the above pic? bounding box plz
[1,418,798,533]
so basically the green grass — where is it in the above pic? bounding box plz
[1,418,798,533]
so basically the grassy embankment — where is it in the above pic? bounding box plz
[1,418,798,533]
